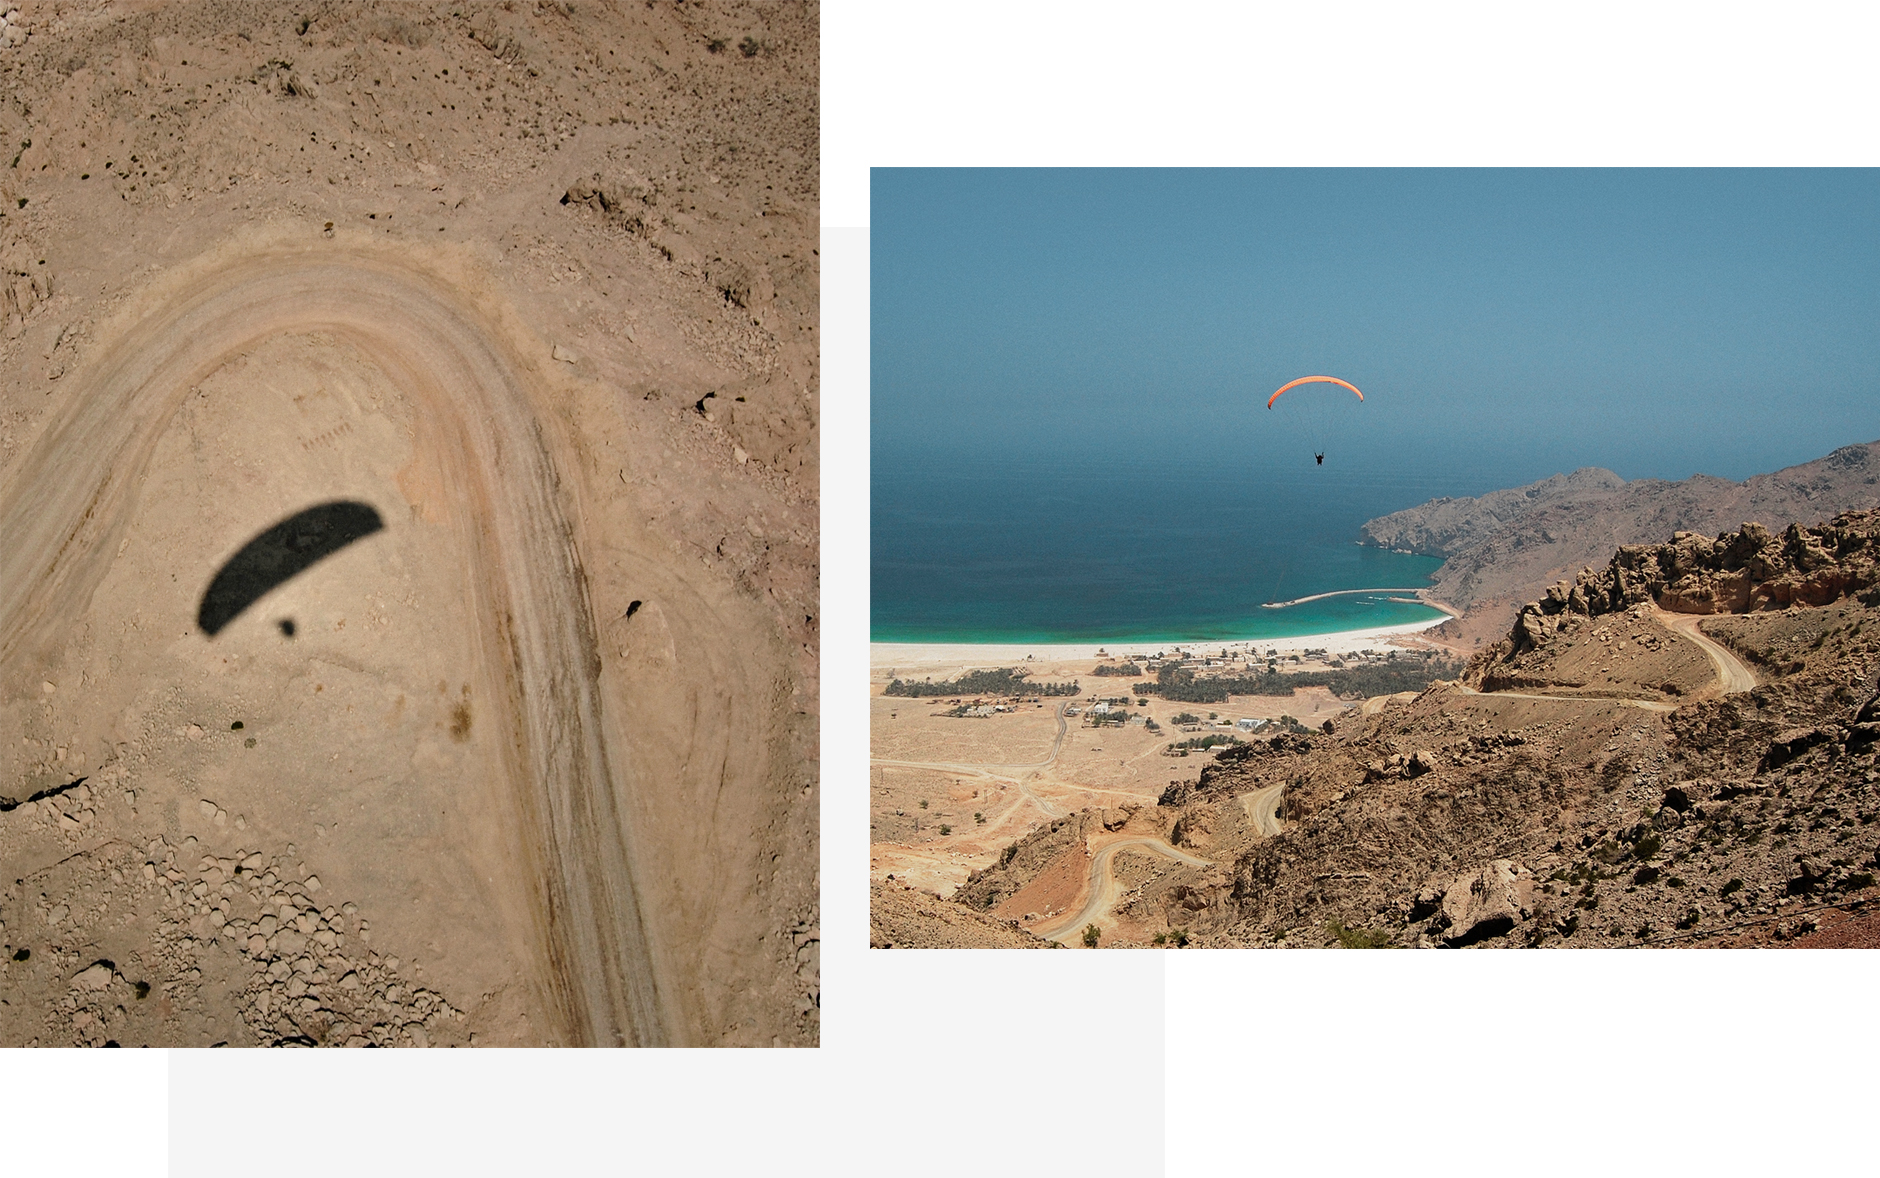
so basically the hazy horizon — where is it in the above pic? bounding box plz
[873,169,1880,491]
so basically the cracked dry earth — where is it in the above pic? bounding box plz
[0,1,819,1045]
[4,817,466,1048]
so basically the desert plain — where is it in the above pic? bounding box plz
[869,625,1439,910]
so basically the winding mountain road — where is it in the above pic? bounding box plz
[1239,782,1287,837]
[1452,605,1757,713]
[1654,606,1758,694]
[1039,836,1213,943]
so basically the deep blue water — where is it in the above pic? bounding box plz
[872,453,1467,645]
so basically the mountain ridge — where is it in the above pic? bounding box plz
[1363,441,1880,642]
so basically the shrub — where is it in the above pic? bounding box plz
[938,824,951,836]
[1152,932,1167,946]
[1720,878,1745,897]
[1325,919,1390,948]
[1082,924,1101,948]
[1845,871,1877,890]
[1633,866,1661,886]
[1632,833,1663,862]
[1591,839,1627,865]
[1170,928,1190,947]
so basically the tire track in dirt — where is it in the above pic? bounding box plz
[0,243,664,1047]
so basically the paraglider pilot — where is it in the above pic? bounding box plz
[1267,377,1362,470]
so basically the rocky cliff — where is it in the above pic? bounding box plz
[1480,510,1880,668]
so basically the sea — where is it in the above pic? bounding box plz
[871,452,1495,647]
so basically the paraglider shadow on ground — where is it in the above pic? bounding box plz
[197,501,384,636]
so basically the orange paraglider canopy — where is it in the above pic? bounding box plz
[1266,375,1364,409]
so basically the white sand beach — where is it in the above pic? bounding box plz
[870,615,1451,672]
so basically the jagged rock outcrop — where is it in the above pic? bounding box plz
[1484,510,1880,663]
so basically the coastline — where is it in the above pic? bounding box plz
[870,614,1450,671]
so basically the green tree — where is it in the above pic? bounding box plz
[1082,924,1101,948]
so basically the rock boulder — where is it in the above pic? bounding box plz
[1439,860,1534,947]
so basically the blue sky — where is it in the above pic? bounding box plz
[872,169,1880,489]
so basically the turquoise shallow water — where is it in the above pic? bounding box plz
[872,455,1453,646]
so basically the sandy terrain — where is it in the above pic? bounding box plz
[0,2,817,1047]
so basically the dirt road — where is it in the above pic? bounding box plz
[1360,692,1418,716]
[1453,682,1679,712]
[1655,607,1758,694]
[0,243,664,1047]
[1239,783,1287,837]
[1453,606,1756,714]
[1039,836,1213,943]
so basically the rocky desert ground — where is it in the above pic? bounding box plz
[0,0,817,1045]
